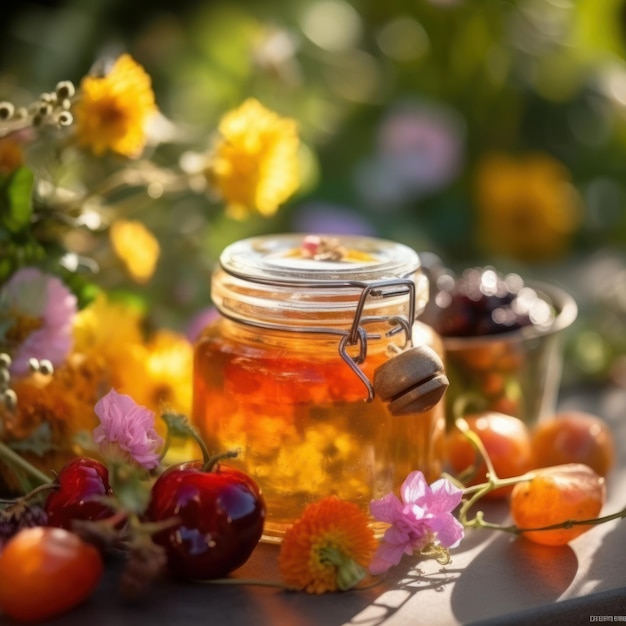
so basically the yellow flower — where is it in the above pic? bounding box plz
[73,292,144,371]
[113,329,193,420]
[206,98,300,217]
[278,496,377,594]
[475,152,582,262]
[110,218,160,283]
[74,54,157,158]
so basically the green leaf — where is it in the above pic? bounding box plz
[0,167,35,234]
[161,412,195,440]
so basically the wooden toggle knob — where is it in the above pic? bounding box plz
[373,344,449,416]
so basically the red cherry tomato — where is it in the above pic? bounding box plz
[510,463,606,546]
[45,457,115,529]
[146,461,266,580]
[446,412,534,498]
[0,526,103,622]
[531,411,615,478]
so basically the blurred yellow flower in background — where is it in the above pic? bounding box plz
[73,54,157,158]
[114,328,193,421]
[206,98,300,218]
[73,293,144,369]
[474,152,582,263]
[110,218,160,284]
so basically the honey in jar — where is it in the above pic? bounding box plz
[192,234,447,541]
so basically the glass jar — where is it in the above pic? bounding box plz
[192,234,447,541]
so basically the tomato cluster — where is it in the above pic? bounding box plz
[445,409,615,546]
[0,454,266,621]
[0,403,616,622]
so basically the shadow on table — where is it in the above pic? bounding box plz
[342,564,461,626]
[14,544,384,626]
[571,504,626,596]
[449,534,578,624]
[448,499,512,556]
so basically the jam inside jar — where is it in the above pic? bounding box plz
[192,234,446,542]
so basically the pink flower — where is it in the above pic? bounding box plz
[93,389,164,470]
[1,267,77,376]
[369,471,464,574]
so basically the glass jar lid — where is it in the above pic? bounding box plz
[212,233,429,332]
[219,233,421,284]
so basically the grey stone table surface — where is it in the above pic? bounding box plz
[2,384,625,626]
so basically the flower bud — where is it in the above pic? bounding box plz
[0,102,14,120]
[40,92,56,105]
[39,103,53,117]
[38,359,54,376]
[55,80,75,100]
[2,389,17,412]
[0,368,10,389]
[56,111,73,127]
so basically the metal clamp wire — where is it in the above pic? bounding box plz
[217,273,418,400]
[338,328,374,401]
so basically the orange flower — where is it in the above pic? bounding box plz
[0,137,25,175]
[278,496,377,594]
[0,367,100,492]
[74,54,157,158]
[475,152,582,262]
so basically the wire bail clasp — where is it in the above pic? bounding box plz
[338,278,417,401]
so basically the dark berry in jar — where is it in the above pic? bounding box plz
[424,266,552,337]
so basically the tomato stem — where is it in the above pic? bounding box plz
[454,416,507,527]
[160,412,213,466]
[0,481,58,506]
[196,578,289,589]
[452,393,487,422]
[486,504,626,535]
[203,449,239,472]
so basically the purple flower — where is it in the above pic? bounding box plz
[185,306,219,343]
[369,471,464,574]
[93,389,164,470]
[291,201,377,236]
[1,268,77,376]
[355,100,464,208]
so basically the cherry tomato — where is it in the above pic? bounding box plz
[445,412,534,498]
[146,461,266,580]
[45,457,115,530]
[0,526,103,622]
[531,411,615,478]
[510,463,605,546]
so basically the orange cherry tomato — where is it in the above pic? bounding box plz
[510,463,606,546]
[531,411,615,478]
[445,412,534,499]
[0,526,103,622]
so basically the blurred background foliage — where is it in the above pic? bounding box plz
[1,0,625,387]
